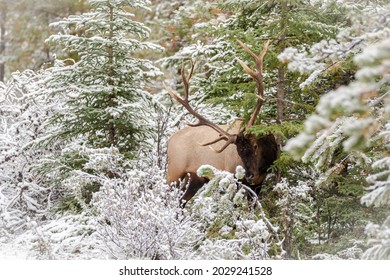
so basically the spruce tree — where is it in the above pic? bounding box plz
[285,1,390,259]
[46,0,162,154]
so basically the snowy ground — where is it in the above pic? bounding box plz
[0,234,29,259]
[0,214,108,260]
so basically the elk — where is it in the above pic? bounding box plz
[165,40,278,203]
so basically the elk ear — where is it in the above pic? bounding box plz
[235,133,244,144]
[235,132,250,148]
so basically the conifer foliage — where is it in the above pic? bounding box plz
[46,0,162,152]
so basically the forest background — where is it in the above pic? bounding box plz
[0,0,389,260]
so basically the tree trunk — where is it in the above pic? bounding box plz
[277,0,287,123]
[275,1,287,183]
[277,65,285,122]
[107,4,116,147]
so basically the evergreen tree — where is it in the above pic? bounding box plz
[285,0,390,259]
[45,0,162,154]
[166,0,348,169]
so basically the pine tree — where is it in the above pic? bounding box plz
[285,1,390,259]
[45,0,162,154]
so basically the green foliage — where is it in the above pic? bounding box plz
[3,0,390,261]
[167,1,360,259]
[45,0,162,154]
[270,151,300,174]
[55,194,83,214]
[247,121,304,139]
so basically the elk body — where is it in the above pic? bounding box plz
[166,40,278,203]
[167,122,277,201]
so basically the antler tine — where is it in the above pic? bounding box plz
[199,135,229,146]
[181,59,195,101]
[164,60,237,153]
[237,39,270,128]
[237,39,270,66]
[202,135,237,153]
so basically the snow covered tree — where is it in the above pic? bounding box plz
[149,0,219,55]
[3,0,390,262]
[45,0,162,154]
[167,0,345,119]
[284,1,390,259]
[161,2,351,200]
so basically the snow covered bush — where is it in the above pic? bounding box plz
[0,70,61,234]
[92,165,200,259]
[42,139,197,260]
[20,213,102,260]
[184,165,285,259]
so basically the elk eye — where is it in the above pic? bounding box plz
[254,144,258,151]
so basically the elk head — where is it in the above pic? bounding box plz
[165,40,277,199]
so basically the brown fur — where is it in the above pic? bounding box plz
[167,120,277,202]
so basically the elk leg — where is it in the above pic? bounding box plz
[180,172,208,204]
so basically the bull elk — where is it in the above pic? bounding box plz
[165,40,278,203]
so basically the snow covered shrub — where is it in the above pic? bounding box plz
[312,246,364,260]
[20,213,102,260]
[91,165,200,260]
[185,165,284,259]
[273,178,313,258]
[30,143,201,260]
[49,144,128,211]
[0,70,61,233]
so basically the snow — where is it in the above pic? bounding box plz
[0,234,29,260]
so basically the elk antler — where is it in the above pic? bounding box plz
[237,39,270,128]
[164,60,237,153]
